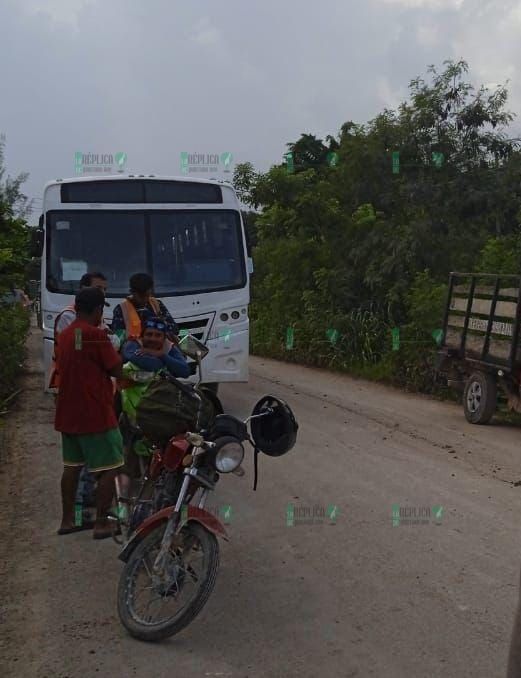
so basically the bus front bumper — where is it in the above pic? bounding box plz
[200,329,249,383]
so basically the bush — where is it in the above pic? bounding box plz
[0,304,30,403]
[0,139,33,404]
[477,233,521,274]
[250,269,449,394]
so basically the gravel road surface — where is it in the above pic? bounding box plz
[2,326,521,678]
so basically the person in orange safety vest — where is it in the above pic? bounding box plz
[110,272,179,344]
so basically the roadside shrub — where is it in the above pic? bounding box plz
[384,271,447,392]
[0,304,30,403]
[250,269,448,394]
[477,233,521,275]
[0,148,32,404]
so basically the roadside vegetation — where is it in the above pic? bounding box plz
[0,136,33,405]
[235,60,521,393]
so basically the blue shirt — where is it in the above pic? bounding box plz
[122,340,190,379]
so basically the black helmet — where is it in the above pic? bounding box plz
[209,414,248,442]
[250,396,298,457]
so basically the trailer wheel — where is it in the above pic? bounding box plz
[463,372,497,424]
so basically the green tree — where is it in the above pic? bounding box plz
[233,162,258,207]
[476,232,521,274]
[0,137,32,402]
[0,202,30,295]
[243,59,521,391]
[0,134,32,219]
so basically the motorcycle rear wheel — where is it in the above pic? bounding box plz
[117,522,219,641]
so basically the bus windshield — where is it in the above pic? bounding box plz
[46,210,246,296]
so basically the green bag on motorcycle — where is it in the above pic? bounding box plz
[135,376,213,444]
[120,362,156,425]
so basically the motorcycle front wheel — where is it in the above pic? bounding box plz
[117,522,219,642]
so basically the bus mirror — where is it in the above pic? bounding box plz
[30,227,44,257]
[247,257,254,275]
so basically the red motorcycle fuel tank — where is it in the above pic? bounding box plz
[163,436,190,471]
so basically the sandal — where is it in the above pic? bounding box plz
[57,522,94,535]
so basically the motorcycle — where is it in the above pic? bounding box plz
[116,337,298,641]
[114,335,223,540]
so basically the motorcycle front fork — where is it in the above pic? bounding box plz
[152,475,210,577]
[153,475,190,575]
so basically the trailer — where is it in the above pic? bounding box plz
[437,272,521,424]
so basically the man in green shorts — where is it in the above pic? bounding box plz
[55,287,124,539]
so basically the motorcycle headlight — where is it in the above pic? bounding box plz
[213,437,245,473]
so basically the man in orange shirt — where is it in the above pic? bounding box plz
[55,287,124,539]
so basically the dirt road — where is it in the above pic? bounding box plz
[2,325,521,678]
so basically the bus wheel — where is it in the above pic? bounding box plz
[463,372,497,425]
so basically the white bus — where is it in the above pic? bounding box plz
[39,175,251,390]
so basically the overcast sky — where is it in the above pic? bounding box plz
[1,0,520,218]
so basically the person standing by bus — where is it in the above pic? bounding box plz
[49,272,116,516]
[55,287,124,539]
[111,272,179,344]
[48,271,116,389]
